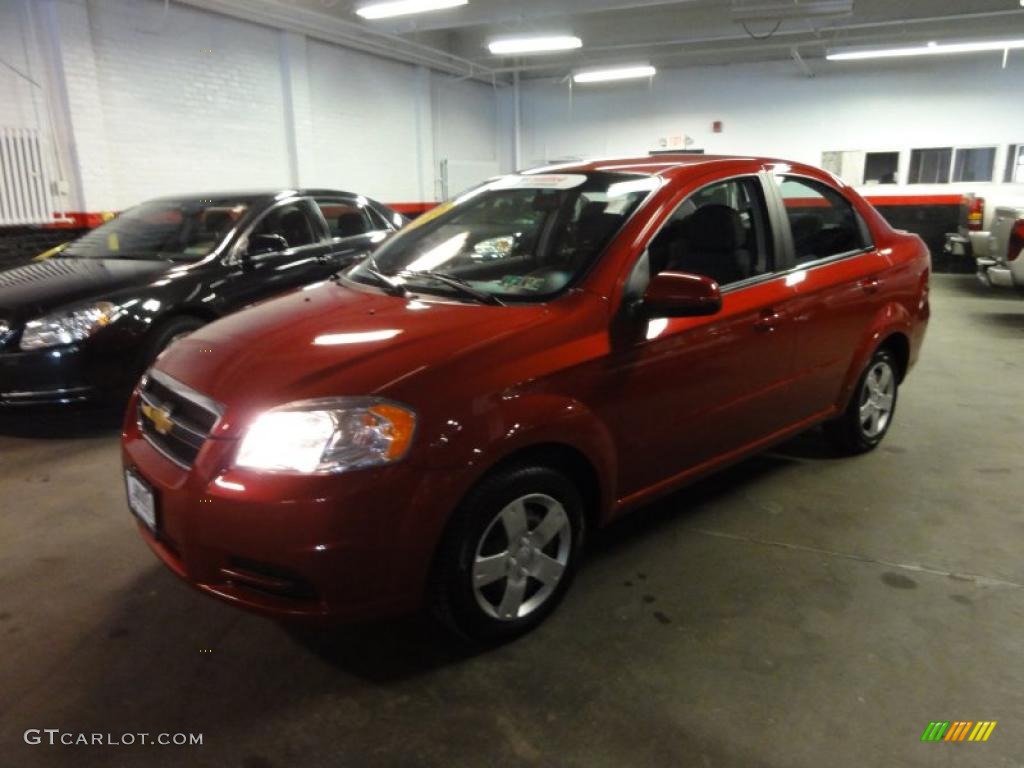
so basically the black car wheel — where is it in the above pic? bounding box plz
[431,464,585,644]
[824,347,899,455]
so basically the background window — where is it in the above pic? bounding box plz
[1005,145,1024,183]
[909,148,952,184]
[646,177,771,287]
[776,177,867,264]
[952,147,996,183]
[864,152,900,184]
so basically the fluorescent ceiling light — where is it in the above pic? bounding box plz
[574,65,656,84]
[488,36,583,56]
[356,0,467,21]
[731,0,853,22]
[828,38,1024,61]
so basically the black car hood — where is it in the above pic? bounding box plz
[0,258,175,320]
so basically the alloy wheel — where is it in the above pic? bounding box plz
[471,493,572,622]
[859,360,895,439]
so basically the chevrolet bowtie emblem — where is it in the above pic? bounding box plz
[141,402,174,436]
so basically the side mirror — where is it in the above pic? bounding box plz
[246,233,288,259]
[640,271,722,318]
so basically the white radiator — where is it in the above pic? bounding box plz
[0,127,56,226]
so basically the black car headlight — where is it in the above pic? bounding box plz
[19,302,121,351]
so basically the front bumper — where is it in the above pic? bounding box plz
[0,345,98,405]
[122,403,462,622]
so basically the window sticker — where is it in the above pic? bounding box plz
[491,174,588,191]
[499,274,546,291]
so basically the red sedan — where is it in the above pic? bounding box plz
[122,156,930,642]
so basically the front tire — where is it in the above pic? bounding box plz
[824,347,899,454]
[431,465,585,644]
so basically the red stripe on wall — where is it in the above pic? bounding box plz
[40,194,963,231]
[864,195,962,207]
[388,202,439,216]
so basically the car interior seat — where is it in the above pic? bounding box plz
[666,204,752,286]
[279,209,315,248]
[574,201,623,261]
[335,212,368,239]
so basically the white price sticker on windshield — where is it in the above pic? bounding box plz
[491,174,588,191]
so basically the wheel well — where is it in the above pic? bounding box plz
[878,333,910,382]
[489,443,604,530]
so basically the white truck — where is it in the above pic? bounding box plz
[945,194,1024,291]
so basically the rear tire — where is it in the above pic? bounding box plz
[824,347,899,455]
[430,464,585,644]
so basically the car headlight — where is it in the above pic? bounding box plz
[235,398,416,474]
[20,301,121,350]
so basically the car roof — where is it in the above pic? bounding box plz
[523,154,819,180]
[146,189,379,206]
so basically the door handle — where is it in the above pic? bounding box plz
[753,308,782,333]
[860,277,881,295]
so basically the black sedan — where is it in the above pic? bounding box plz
[0,189,404,406]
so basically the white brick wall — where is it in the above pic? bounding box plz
[6,0,511,213]
[305,39,429,202]
[81,0,292,209]
[0,1,44,130]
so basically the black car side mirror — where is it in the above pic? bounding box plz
[246,233,289,259]
[640,271,722,318]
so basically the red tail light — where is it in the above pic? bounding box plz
[965,195,985,232]
[1009,219,1024,263]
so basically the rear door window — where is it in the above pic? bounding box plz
[252,201,323,250]
[314,198,379,240]
[775,177,869,265]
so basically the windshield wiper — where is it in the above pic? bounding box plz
[347,257,408,297]
[396,270,505,306]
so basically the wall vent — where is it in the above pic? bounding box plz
[0,127,56,226]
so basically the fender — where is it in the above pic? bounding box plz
[835,300,913,412]
[416,390,618,523]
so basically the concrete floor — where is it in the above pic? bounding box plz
[1,274,1022,768]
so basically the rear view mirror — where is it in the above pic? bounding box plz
[641,272,722,318]
[246,233,288,258]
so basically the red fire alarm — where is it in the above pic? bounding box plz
[712,121,723,133]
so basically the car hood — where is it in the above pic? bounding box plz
[0,257,175,320]
[156,281,551,436]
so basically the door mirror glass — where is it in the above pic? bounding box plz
[642,271,722,318]
[246,233,288,259]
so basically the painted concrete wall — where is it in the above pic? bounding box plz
[518,55,1024,199]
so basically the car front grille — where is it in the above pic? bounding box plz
[137,370,224,469]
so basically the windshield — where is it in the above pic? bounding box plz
[62,199,250,261]
[347,171,658,302]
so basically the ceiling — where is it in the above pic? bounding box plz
[189,0,1024,80]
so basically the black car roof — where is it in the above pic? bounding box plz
[148,189,373,206]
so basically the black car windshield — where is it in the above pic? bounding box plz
[62,200,249,261]
[347,171,658,301]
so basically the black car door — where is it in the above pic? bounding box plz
[216,198,335,310]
